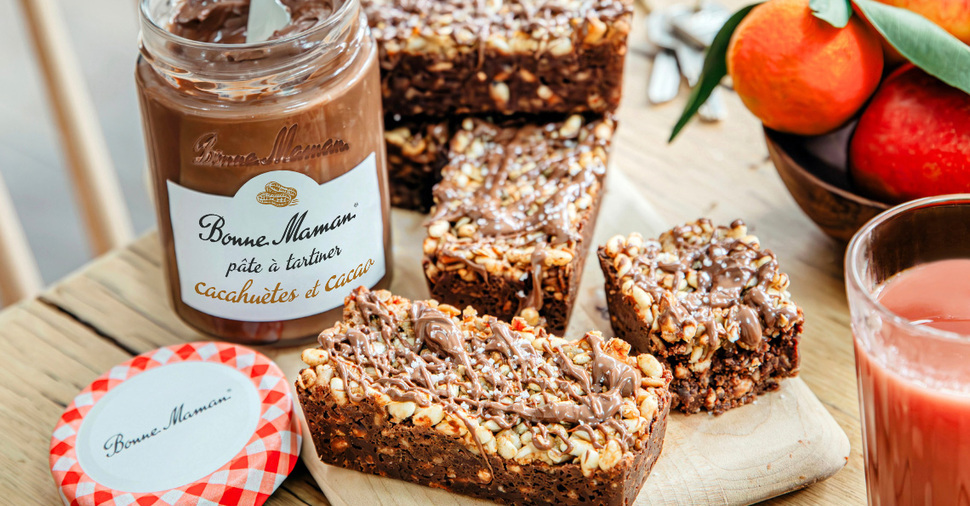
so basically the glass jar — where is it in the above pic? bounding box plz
[136,0,391,345]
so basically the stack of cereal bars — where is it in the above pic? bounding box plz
[364,0,634,333]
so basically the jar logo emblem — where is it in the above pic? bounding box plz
[256,182,298,207]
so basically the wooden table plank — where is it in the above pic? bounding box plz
[0,301,131,504]
[42,236,199,355]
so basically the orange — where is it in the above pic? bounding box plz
[727,0,884,136]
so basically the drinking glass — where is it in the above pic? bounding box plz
[846,194,970,505]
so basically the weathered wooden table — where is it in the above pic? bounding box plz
[0,4,866,504]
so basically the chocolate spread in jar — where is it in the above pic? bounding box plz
[170,0,334,43]
[137,0,391,344]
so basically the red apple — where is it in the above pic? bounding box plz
[849,65,970,204]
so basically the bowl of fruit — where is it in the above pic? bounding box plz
[671,0,970,242]
[763,124,888,242]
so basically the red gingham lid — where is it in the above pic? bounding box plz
[50,342,301,506]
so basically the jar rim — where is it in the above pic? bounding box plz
[139,0,356,49]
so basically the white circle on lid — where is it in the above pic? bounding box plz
[74,361,261,493]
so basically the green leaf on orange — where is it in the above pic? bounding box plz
[810,0,852,28]
[855,0,970,94]
[669,3,760,143]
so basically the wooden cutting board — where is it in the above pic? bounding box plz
[271,169,850,505]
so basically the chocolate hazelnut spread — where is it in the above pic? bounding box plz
[137,0,391,344]
[171,0,334,43]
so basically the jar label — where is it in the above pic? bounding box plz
[167,153,385,322]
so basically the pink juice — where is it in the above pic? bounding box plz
[856,259,970,505]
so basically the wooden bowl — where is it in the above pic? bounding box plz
[764,125,890,242]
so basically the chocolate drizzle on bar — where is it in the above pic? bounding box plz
[364,0,631,50]
[431,120,601,244]
[426,116,610,315]
[316,287,656,463]
[614,219,800,354]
